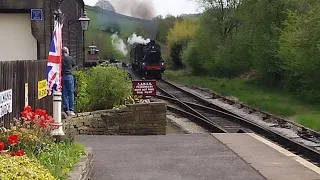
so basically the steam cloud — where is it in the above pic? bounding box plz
[127,33,150,45]
[109,0,156,19]
[110,32,151,56]
[111,32,128,56]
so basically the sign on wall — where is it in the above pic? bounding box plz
[31,9,43,21]
[132,80,156,96]
[25,83,28,107]
[38,80,47,99]
[0,89,12,118]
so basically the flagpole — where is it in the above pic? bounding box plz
[51,9,65,138]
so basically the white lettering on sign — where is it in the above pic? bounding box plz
[0,89,13,118]
[134,82,155,95]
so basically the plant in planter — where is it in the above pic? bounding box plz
[0,155,56,180]
[0,106,57,156]
[0,106,86,180]
[0,131,55,180]
[113,95,141,109]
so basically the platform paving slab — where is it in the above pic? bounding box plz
[212,133,320,180]
[76,134,265,180]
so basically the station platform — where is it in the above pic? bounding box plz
[76,133,320,180]
[212,133,320,180]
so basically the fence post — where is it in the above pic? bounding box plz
[51,91,65,136]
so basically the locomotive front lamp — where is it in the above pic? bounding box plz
[78,10,90,31]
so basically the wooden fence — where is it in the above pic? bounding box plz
[0,60,53,128]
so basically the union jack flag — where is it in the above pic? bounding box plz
[46,19,63,95]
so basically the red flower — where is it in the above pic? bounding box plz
[7,134,18,146]
[24,106,32,112]
[39,120,47,128]
[10,152,16,156]
[35,109,46,117]
[16,150,24,156]
[46,115,54,123]
[0,142,4,151]
[21,110,28,117]
[30,111,36,119]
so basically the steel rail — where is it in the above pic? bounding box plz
[156,81,320,165]
[157,86,227,133]
[159,80,320,142]
[161,80,320,139]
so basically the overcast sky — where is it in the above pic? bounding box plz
[84,0,200,16]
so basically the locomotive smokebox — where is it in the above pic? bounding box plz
[130,40,165,80]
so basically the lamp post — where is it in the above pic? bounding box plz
[68,10,90,57]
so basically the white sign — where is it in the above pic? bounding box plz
[0,89,12,118]
[25,83,28,107]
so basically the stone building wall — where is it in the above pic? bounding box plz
[64,102,167,135]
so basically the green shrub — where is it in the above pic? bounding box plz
[0,155,55,180]
[73,70,90,112]
[169,38,189,69]
[37,142,85,180]
[182,42,205,75]
[87,66,132,110]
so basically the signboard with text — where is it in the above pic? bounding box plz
[31,9,43,20]
[38,80,47,99]
[132,80,156,96]
[0,89,12,118]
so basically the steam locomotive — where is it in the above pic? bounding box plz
[85,42,101,67]
[130,40,165,80]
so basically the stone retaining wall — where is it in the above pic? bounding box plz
[64,102,167,135]
[67,147,93,180]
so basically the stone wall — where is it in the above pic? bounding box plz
[64,102,167,135]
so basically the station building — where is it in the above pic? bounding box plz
[0,0,87,66]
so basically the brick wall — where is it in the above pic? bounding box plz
[58,0,85,67]
[65,102,167,135]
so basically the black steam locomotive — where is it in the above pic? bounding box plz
[130,40,165,80]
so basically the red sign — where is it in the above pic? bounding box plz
[132,80,156,96]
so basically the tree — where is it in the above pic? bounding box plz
[156,15,182,43]
[166,18,198,69]
[278,3,320,102]
[95,0,115,12]
[193,0,242,42]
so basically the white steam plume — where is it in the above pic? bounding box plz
[127,33,150,45]
[111,32,128,56]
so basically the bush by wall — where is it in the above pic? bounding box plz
[73,70,90,112]
[73,66,132,112]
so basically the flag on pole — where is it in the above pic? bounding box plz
[46,19,63,95]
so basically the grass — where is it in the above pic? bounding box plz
[37,142,86,180]
[163,70,320,131]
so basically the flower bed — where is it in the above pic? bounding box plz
[0,106,85,180]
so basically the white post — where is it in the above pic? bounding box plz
[51,91,65,136]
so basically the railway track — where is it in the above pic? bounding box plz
[156,79,320,165]
[125,67,320,165]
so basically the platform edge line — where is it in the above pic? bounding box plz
[247,133,320,175]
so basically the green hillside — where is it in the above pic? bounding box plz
[84,5,158,60]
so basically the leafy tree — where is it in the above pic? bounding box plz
[156,15,182,43]
[166,18,198,69]
[278,4,320,102]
